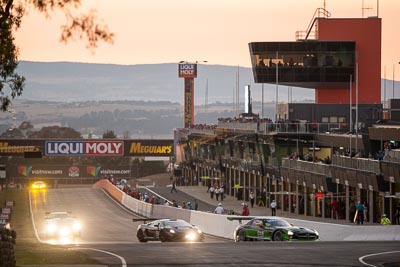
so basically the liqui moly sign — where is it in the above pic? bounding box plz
[46,141,124,156]
[178,63,197,78]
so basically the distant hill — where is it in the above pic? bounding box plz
[17,61,315,104]
[3,61,397,138]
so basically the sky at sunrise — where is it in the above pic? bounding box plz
[14,0,400,76]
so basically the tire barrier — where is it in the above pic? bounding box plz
[0,227,16,267]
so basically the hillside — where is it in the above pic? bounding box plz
[16,61,315,104]
[0,61,397,138]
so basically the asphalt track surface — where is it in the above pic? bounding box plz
[28,187,400,267]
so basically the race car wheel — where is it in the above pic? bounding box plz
[159,232,167,242]
[273,231,283,241]
[236,230,247,242]
[137,230,147,243]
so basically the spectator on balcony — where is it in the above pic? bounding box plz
[324,156,331,164]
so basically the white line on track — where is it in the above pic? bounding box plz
[29,188,128,266]
[77,247,127,267]
[29,190,45,243]
[359,251,400,267]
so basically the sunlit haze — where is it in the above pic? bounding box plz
[15,0,400,76]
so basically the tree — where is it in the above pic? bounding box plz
[0,0,114,111]
[29,125,82,138]
[102,130,117,139]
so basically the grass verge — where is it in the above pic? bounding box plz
[0,188,102,266]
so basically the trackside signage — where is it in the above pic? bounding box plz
[178,63,197,78]
[46,141,124,156]
[125,140,173,156]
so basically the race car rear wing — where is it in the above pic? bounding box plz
[132,218,161,223]
[226,216,256,221]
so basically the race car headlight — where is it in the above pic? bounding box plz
[314,230,319,236]
[185,232,197,241]
[46,223,57,233]
[59,227,70,237]
[169,229,176,234]
[287,230,294,236]
[72,222,81,231]
[197,229,202,234]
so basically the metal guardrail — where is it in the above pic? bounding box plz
[217,121,349,134]
[332,155,381,174]
[384,150,400,164]
[281,158,331,176]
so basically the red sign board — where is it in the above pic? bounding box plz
[315,192,324,199]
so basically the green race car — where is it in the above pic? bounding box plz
[229,216,319,242]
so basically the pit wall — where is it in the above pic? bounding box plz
[93,179,238,239]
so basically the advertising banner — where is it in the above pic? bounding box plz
[178,63,197,78]
[0,139,44,156]
[13,165,132,178]
[184,78,194,128]
[124,139,173,157]
[0,139,173,157]
[45,141,124,156]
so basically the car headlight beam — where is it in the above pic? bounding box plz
[46,224,57,233]
[185,232,197,241]
[72,222,81,231]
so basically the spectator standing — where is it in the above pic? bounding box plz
[363,202,368,222]
[210,186,215,199]
[270,200,277,216]
[214,203,224,214]
[241,203,250,216]
[219,186,224,201]
[380,214,391,225]
[356,201,364,225]
[249,190,255,208]
[194,199,199,211]
[215,187,220,201]
[206,180,211,193]
[332,199,339,219]
[396,203,400,225]
[170,180,178,193]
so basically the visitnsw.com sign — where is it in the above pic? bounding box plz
[15,165,131,178]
